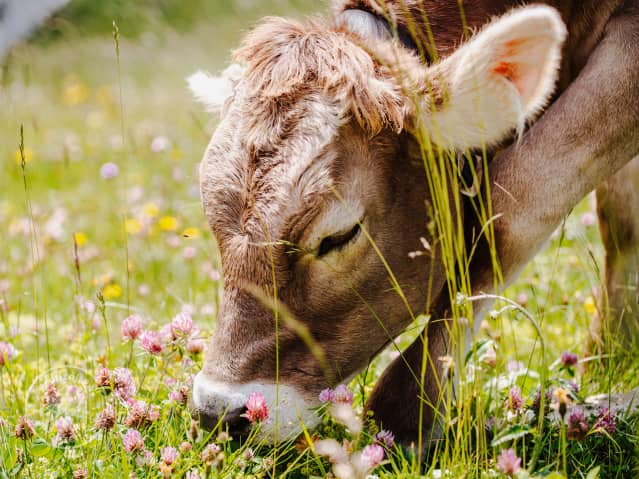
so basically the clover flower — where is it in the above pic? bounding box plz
[100,162,119,179]
[170,312,194,339]
[94,404,116,431]
[360,444,385,469]
[95,367,112,390]
[123,429,144,453]
[375,429,395,448]
[151,136,171,153]
[67,384,85,404]
[594,407,615,435]
[567,407,589,441]
[125,400,161,429]
[333,384,354,404]
[73,469,87,479]
[121,315,143,341]
[54,416,76,442]
[319,384,354,405]
[561,352,579,368]
[43,383,61,407]
[113,367,136,401]
[496,448,521,476]
[169,385,190,406]
[242,392,269,424]
[481,346,497,367]
[200,443,221,463]
[14,416,35,439]
[161,446,179,465]
[506,386,523,413]
[186,338,206,355]
[319,388,333,403]
[139,330,164,355]
[0,341,17,367]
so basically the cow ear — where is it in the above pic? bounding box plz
[423,5,566,150]
[187,64,244,113]
[335,9,392,42]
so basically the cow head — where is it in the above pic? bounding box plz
[189,6,565,441]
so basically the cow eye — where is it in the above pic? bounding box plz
[317,223,361,257]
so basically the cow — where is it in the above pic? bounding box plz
[187,3,573,446]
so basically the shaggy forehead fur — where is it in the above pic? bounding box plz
[202,17,434,285]
[232,16,416,140]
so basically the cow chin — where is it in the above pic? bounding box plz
[191,372,321,443]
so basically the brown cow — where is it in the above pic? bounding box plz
[188,4,568,443]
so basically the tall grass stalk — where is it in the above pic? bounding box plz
[19,125,51,369]
[112,21,132,316]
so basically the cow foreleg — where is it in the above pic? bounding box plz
[596,155,639,349]
[365,317,451,449]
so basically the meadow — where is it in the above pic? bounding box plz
[0,1,638,477]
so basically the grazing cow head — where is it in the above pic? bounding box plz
[189,6,565,441]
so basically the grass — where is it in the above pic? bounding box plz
[1,1,638,477]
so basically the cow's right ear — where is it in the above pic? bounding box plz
[187,64,244,113]
[422,5,567,150]
[335,9,392,42]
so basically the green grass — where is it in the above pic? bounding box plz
[1,2,638,478]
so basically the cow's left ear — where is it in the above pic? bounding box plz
[188,64,244,113]
[423,5,567,150]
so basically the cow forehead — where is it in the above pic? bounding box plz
[200,89,347,264]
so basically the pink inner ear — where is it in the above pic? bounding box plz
[492,38,553,109]
[493,62,517,83]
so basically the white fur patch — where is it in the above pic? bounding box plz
[192,373,320,442]
[187,64,245,113]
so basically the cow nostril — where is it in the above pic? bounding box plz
[222,406,251,438]
[196,405,251,439]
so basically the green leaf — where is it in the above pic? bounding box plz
[30,438,52,458]
[491,424,533,447]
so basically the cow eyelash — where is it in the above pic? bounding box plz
[317,223,361,257]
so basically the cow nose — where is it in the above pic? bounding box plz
[197,405,251,439]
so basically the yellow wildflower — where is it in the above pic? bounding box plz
[125,218,142,235]
[584,296,597,315]
[102,283,122,300]
[182,227,201,239]
[159,216,179,231]
[73,232,88,247]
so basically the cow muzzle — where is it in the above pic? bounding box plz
[191,372,321,442]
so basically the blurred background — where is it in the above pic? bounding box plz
[0,0,322,342]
